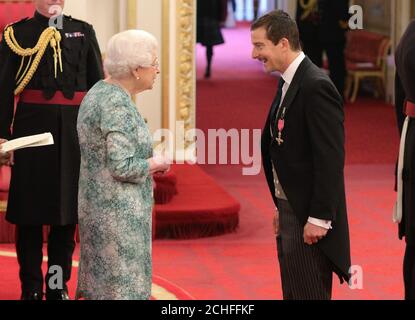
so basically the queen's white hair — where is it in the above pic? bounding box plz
[104,30,158,79]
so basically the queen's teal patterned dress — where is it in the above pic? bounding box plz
[75,80,153,300]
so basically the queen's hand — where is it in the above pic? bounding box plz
[0,139,13,166]
[148,154,171,175]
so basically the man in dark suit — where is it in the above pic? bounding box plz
[0,0,104,300]
[394,20,415,300]
[251,10,351,299]
[296,0,350,98]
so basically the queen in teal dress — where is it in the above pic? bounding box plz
[75,30,167,300]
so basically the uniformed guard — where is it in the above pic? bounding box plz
[0,0,104,300]
[296,0,349,98]
[296,0,321,66]
[394,20,415,301]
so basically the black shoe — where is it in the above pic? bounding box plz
[204,68,211,79]
[46,290,70,300]
[21,291,43,300]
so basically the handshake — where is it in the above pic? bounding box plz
[0,139,12,166]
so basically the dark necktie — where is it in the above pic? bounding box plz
[270,78,285,138]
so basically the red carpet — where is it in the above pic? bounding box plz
[344,98,399,164]
[0,245,194,300]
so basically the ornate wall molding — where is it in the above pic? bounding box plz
[162,0,170,129]
[176,0,195,148]
[127,0,137,29]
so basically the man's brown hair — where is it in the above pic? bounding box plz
[251,10,301,51]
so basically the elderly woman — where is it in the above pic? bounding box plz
[76,30,169,300]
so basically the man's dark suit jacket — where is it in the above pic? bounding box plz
[261,57,351,282]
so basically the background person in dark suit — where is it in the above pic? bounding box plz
[0,0,104,300]
[394,20,415,300]
[197,0,228,78]
[296,0,350,98]
[251,10,351,299]
[253,0,259,21]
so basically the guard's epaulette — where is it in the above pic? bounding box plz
[4,17,29,31]
[64,15,91,26]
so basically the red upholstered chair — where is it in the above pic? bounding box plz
[0,0,35,243]
[344,30,391,103]
[0,166,15,243]
[153,171,178,205]
[0,167,10,201]
[152,171,178,240]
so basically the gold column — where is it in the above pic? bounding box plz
[162,0,170,129]
[0,201,6,213]
[176,0,196,148]
[127,0,137,29]
[122,0,196,139]
[126,0,137,105]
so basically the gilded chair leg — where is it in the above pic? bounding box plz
[351,75,360,103]
[373,76,384,99]
[378,77,386,99]
[374,77,380,99]
[345,74,352,101]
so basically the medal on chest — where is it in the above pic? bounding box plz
[276,119,285,146]
[276,107,287,146]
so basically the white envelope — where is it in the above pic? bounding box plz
[0,133,54,153]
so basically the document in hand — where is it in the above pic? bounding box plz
[0,133,54,153]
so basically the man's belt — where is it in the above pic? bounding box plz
[19,90,87,106]
[404,100,415,117]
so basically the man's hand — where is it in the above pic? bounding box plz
[303,222,328,245]
[339,20,349,30]
[273,210,280,236]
